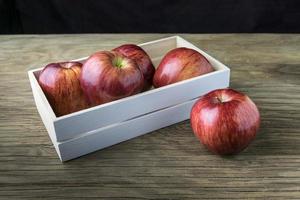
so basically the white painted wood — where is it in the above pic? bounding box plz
[28,71,62,159]
[139,36,177,60]
[56,98,199,162]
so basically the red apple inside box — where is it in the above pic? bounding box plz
[28,36,230,161]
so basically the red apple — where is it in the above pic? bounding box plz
[113,44,155,91]
[153,47,214,88]
[80,51,144,106]
[190,88,260,155]
[38,62,89,117]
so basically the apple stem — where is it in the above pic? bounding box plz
[216,96,223,103]
[113,57,124,68]
[61,62,74,69]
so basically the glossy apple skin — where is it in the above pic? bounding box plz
[80,51,144,106]
[153,47,214,88]
[190,88,260,155]
[38,62,89,117]
[113,44,155,91]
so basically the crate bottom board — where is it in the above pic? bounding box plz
[52,98,199,162]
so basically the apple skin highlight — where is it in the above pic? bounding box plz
[190,88,260,155]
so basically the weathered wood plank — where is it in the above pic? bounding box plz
[0,34,299,199]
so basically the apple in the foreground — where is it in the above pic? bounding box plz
[113,44,155,91]
[80,51,144,106]
[38,62,89,117]
[153,47,214,88]
[190,88,260,155]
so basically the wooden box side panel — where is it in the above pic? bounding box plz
[139,36,177,64]
[28,71,62,159]
[57,98,198,161]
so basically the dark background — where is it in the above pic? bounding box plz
[1,0,300,34]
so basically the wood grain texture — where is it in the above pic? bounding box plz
[0,34,300,199]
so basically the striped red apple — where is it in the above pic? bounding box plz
[190,88,260,155]
[153,47,214,88]
[38,62,89,116]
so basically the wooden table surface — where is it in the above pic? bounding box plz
[0,34,299,199]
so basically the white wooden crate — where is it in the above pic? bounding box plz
[28,36,230,161]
